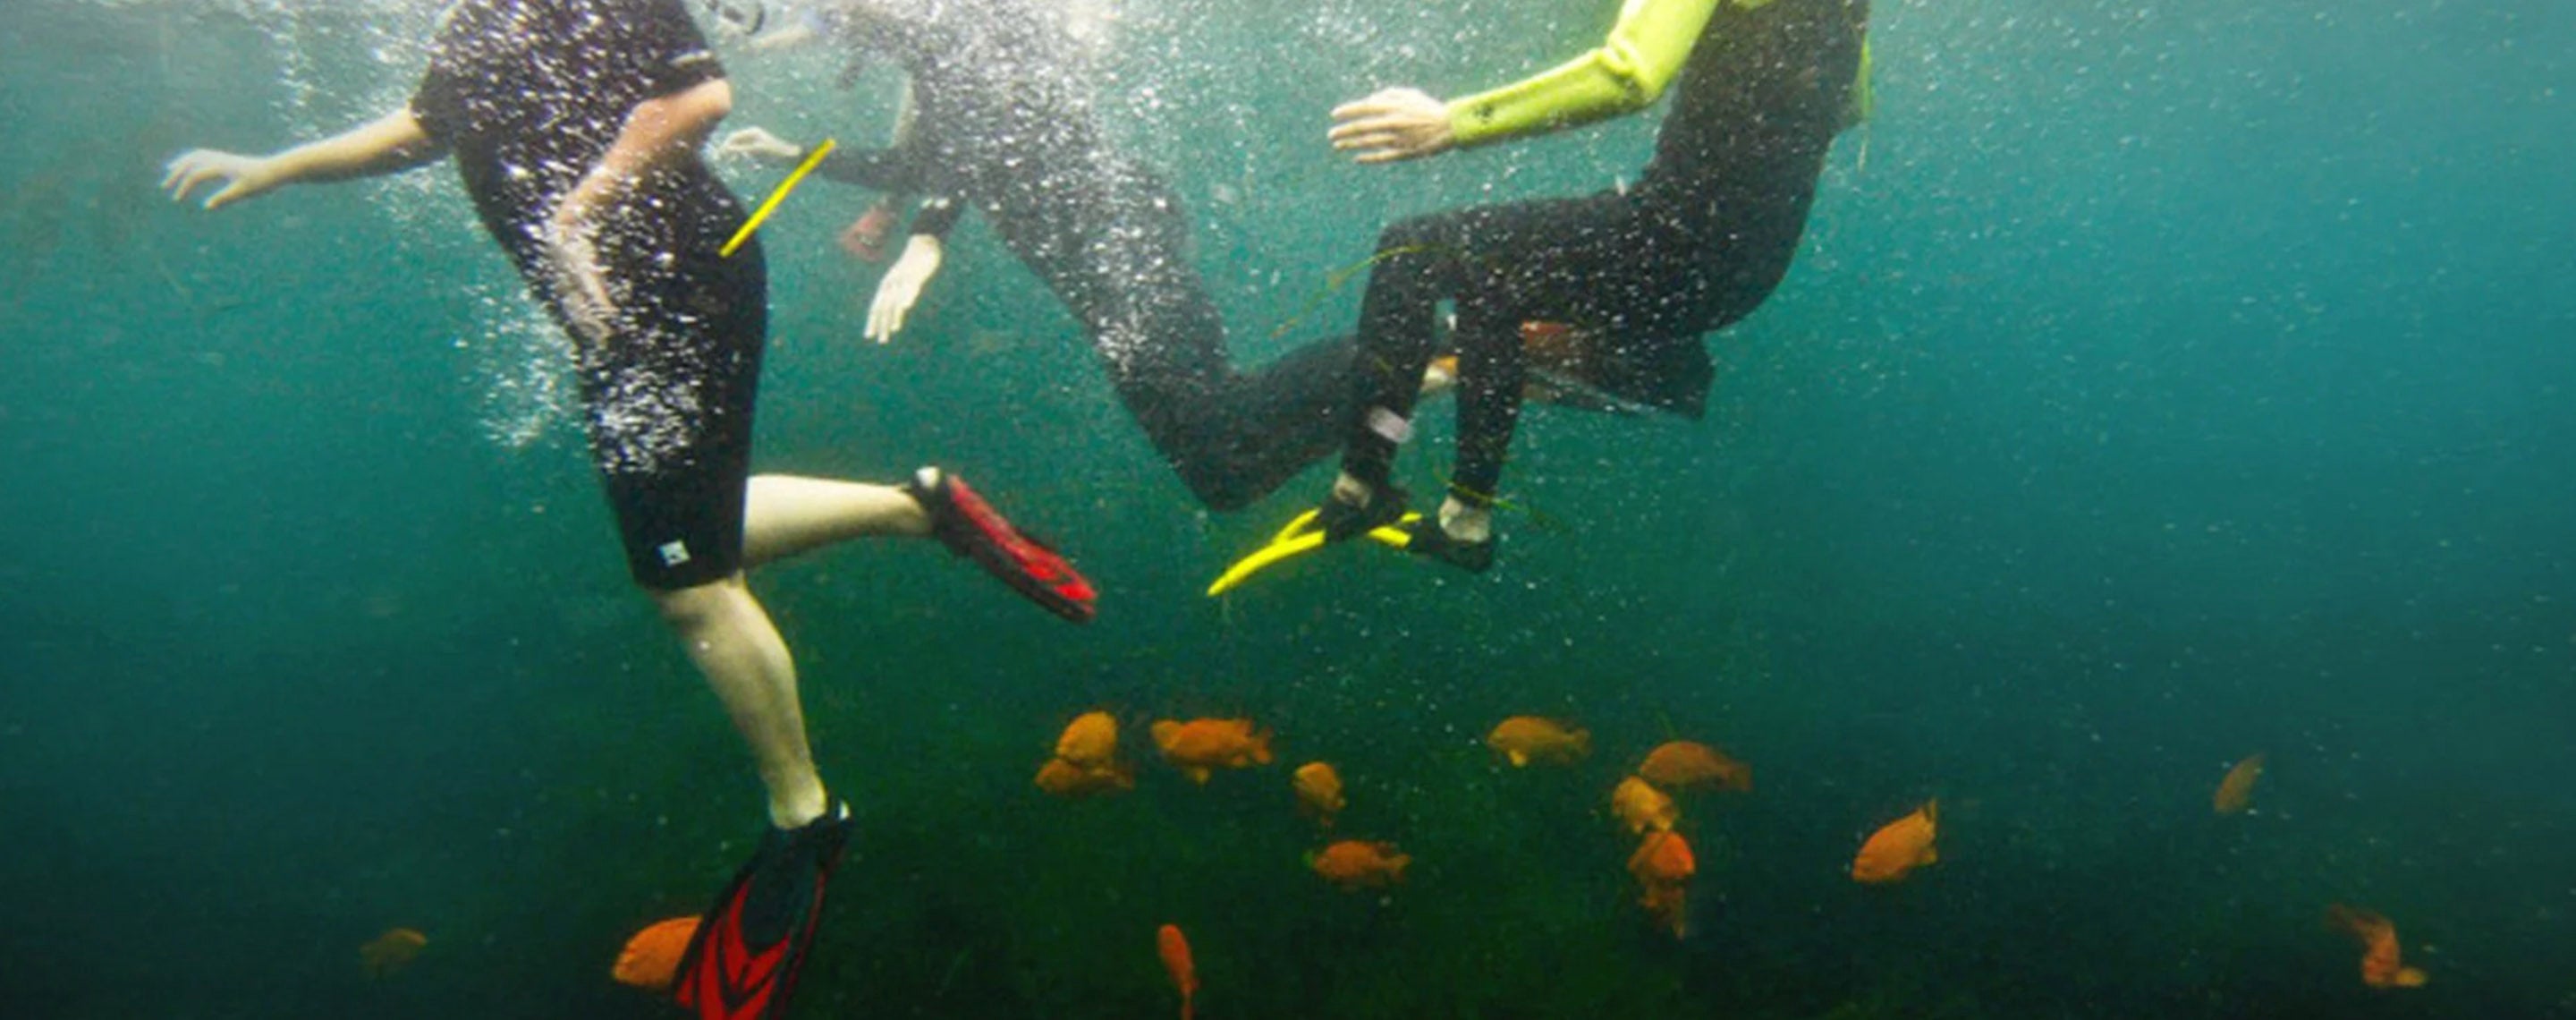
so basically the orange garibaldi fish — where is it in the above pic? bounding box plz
[1292,761,1346,827]
[1627,830,1696,938]
[1309,839,1411,890]
[1157,923,1199,1020]
[1055,710,1122,769]
[611,916,700,990]
[2213,752,2265,815]
[1037,710,1134,796]
[359,927,428,979]
[1151,718,1274,784]
[1638,740,1752,793]
[1486,717,1589,767]
[1612,776,1679,834]
[1851,799,1940,884]
[1035,755,1134,797]
[2327,905,2429,989]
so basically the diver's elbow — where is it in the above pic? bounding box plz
[697,79,736,121]
[1598,42,1676,110]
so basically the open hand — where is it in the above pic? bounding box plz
[1327,88,1457,164]
[544,215,617,345]
[716,127,805,165]
[866,234,943,344]
[162,149,285,209]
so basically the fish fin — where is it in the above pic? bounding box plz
[2395,966,2428,988]
[1253,728,1275,765]
[1508,750,1529,768]
[1919,844,1938,866]
[1922,797,1939,826]
[1573,728,1592,757]
[1185,767,1211,786]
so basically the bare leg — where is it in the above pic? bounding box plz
[654,575,826,829]
[742,472,933,566]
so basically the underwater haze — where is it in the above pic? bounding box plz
[4,0,2573,1016]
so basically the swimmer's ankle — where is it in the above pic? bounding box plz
[1331,472,1376,508]
[767,781,830,830]
[1438,497,1492,544]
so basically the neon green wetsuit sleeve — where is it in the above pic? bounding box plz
[1444,0,1731,149]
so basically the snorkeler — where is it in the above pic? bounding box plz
[1283,0,1873,572]
[160,1,1092,1016]
[716,0,1366,511]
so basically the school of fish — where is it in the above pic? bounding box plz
[565,719,2417,1007]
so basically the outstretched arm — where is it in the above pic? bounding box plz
[163,109,445,209]
[1328,0,1721,163]
[547,77,735,342]
[552,77,734,230]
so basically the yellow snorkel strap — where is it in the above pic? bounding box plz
[720,138,836,258]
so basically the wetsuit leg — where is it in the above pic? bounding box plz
[1336,214,1478,490]
[1447,296,1526,505]
[995,161,1356,510]
[1338,193,1662,491]
[1131,332,1360,511]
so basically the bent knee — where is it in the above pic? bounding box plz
[1177,463,1259,513]
[1378,217,1449,252]
[646,575,745,628]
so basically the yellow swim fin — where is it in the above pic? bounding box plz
[1205,509,1419,597]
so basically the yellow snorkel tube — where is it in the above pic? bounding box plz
[721,138,837,258]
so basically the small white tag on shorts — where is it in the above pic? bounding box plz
[657,540,692,567]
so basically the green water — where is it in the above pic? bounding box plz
[3,0,2572,1016]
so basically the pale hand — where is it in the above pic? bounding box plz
[1327,88,1457,164]
[716,127,806,165]
[544,211,617,345]
[162,149,286,209]
[867,234,944,344]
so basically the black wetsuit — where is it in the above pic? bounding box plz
[1342,0,1869,506]
[411,0,764,589]
[814,0,1354,510]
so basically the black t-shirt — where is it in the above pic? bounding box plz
[410,0,728,270]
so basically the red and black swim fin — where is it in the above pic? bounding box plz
[906,467,1097,624]
[673,804,854,1020]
